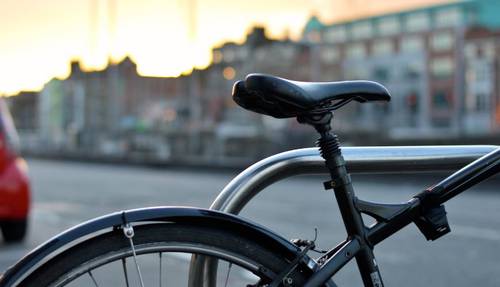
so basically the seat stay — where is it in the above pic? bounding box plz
[303,239,360,287]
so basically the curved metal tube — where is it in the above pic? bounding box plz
[210,145,498,214]
[197,145,498,286]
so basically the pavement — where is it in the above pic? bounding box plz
[0,158,499,286]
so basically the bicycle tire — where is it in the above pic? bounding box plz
[19,223,310,286]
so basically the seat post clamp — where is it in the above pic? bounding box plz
[323,174,351,190]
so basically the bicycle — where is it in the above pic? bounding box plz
[0,73,499,286]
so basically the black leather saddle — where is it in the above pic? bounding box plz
[232,73,391,118]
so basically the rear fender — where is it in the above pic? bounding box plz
[0,206,307,286]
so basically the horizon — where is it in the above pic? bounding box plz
[0,0,451,96]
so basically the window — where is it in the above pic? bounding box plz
[212,50,222,64]
[323,26,347,43]
[435,7,462,28]
[464,44,477,59]
[223,49,235,62]
[320,47,339,63]
[255,48,267,61]
[475,63,491,82]
[431,57,454,78]
[346,43,366,59]
[237,48,249,59]
[475,93,489,112]
[373,67,389,82]
[433,90,451,109]
[278,46,295,59]
[430,32,454,51]
[345,67,369,79]
[483,42,496,59]
[377,17,400,36]
[405,12,430,32]
[405,62,423,79]
[372,39,393,55]
[306,31,321,43]
[406,92,419,115]
[400,36,424,52]
[465,59,493,103]
[351,21,373,40]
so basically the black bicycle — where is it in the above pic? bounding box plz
[1,74,499,286]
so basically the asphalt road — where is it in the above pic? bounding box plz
[1,158,499,286]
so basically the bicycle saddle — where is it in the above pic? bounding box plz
[233,73,391,118]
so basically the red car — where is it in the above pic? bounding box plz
[0,99,30,243]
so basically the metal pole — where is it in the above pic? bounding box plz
[211,145,498,214]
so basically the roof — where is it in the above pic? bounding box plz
[303,0,500,33]
[303,15,325,34]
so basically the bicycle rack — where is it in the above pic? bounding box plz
[210,145,498,214]
[189,145,498,287]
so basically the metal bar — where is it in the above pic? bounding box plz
[210,145,498,214]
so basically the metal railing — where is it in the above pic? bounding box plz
[210,145,498,214]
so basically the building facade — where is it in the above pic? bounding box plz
[303,0,500,138]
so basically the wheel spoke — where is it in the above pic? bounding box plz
[88,270,99,287]
[122,258,130,287]
[123,224,145,287]
[159,252,162,287]
[128,238,145,287]
[224,262,233,287]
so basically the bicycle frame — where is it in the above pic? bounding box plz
[304,147,500,286]
[196,145,499,286]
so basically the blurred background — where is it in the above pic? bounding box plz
[1,0,500,286]
[2,0,500,165]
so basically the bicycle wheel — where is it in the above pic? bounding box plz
[19,223,310,286]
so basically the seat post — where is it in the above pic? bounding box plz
[298,112,385,287]
[298,113,364,234]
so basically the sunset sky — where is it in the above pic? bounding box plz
[0,0,451,95]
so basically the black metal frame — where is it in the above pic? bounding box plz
[298,112,500,287]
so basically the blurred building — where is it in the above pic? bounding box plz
[303,0,500,139]
[464,27,500,135]
[6,91,38,131]
[5,91,39,151]
[203,27,316,160]
[5,0,500,164]
[36,58,188,160]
